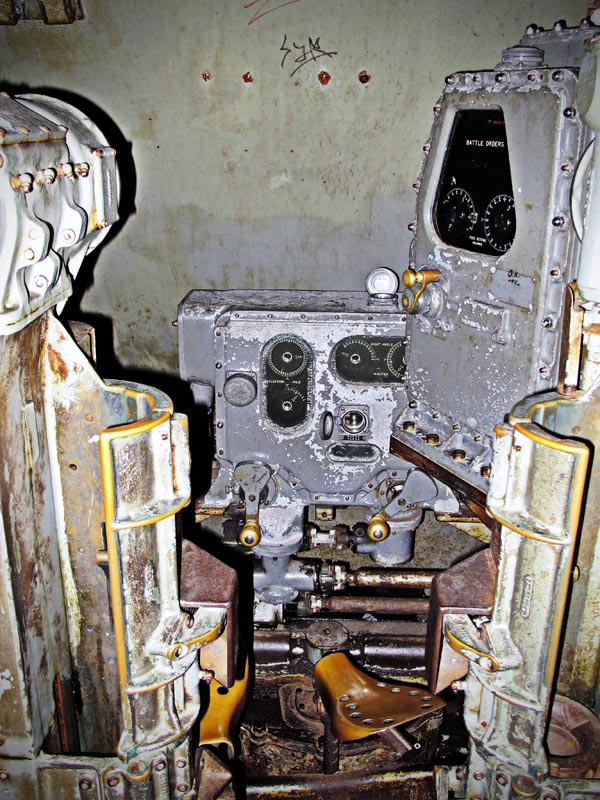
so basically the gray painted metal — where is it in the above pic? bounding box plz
[394,60,587,494]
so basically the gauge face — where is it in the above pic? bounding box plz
[266,386,308,428]
[433,109,515,257]
[386,341,406,380]
[439,188,477,243]
[334,338,376,382]
[263,335,312,428]
[266,337,309,377]
[333,337,406,383]
[483,194,516,253]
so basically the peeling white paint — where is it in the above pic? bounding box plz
[0,668,13,698]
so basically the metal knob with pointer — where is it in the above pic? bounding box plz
[234,462,272,547]
[367,469,438,541]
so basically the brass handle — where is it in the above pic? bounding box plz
[367,514,391,542]
[239,520,261,547]
[401,268,441,314]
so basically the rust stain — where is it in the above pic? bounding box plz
[47,343,69,381]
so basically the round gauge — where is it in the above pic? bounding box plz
[266,385,308,428]
[266,337,310,377]
[334,338,376,382]
[280,388,306,413]
[483,194,516,253]
[386,341,406,380]
[439,187,477,241]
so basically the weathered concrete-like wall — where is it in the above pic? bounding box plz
[0,1,589,374]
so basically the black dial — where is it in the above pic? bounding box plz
[386,341,406,380]
[263,335,312,429]
[332,337,406,384]
[266,338,309,377]
[433,110,515,256]
[266,386,308,429]
[439,188,477,243]
[483,194,516,253]
[334,338,376,382]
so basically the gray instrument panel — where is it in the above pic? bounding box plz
[395,59,585,494]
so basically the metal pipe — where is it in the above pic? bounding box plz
[345,568,438,590]
[316,596,430,616]
[320,713,340,775]
[246,769,436,798]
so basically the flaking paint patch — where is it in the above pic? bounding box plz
[0,668,13,698]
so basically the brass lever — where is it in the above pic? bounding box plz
[401,267,441,314]
[234,462,272,547]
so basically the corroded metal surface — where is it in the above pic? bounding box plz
[246,769,438,799]
[345,568,438,590]
[0,311,232,794]
[314,595,430,617]
[43,313,121,752]
[548,695,600,779]
[460,389,592,797]
[426,547,497,694]
[180,538,239,687]
[0,316,72,757]
[0,93,118,334]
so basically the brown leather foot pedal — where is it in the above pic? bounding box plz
[314,651,445,748]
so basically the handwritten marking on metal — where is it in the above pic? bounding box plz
[280,34,338,77]
[244,0,302,26]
